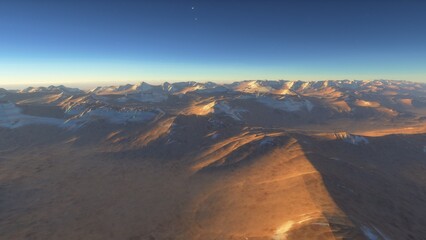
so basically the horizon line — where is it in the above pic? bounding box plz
[1,78,421,91]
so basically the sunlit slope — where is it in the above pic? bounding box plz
[0,127,364,240]
[178,135,364,239]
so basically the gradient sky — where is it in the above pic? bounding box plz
[1,0,426,88]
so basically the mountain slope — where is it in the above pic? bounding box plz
[1,80,426,240]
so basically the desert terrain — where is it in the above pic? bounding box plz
[1,80,426,239]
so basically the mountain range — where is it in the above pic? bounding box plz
[1,80,426,240]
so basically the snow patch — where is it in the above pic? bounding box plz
[257,96,314,112]
[134,93,168,103]
[0,102,156,129]
[66,107,157,125]
[237,94,256,100]
[305,100,314,112]
[260,136,275,146]
[213,101,246,121]
[194,86,229,94]
[116,97,128,103]
[211,133,220,139]
[19,85,84,95]
[355,99,380,107]
[361,225,391,240]
[91,82,168,102]
[0,103,65,128]
[335,132,369,145]
[361,226,379,240]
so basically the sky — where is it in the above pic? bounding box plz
[0,0,426,88]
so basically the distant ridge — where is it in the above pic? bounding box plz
[8,79,425,95]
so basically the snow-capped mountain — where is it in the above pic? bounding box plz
[1,80,425,130]
[2,80,426,240]
[19,85,85,95]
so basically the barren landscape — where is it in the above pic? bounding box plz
[1,80,426,239]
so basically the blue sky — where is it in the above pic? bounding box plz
[1,0,425,88]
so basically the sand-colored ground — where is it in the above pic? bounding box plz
[1,80,426,239]
[2,123,426,239]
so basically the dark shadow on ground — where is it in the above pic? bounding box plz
[297,133,426,240]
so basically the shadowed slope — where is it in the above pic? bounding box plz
[299,133,426,240]
[179,135,365,239]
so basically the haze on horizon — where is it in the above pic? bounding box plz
[1,0,426,88]
[2,2,426,239]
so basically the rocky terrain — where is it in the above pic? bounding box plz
[1,80,426,239]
